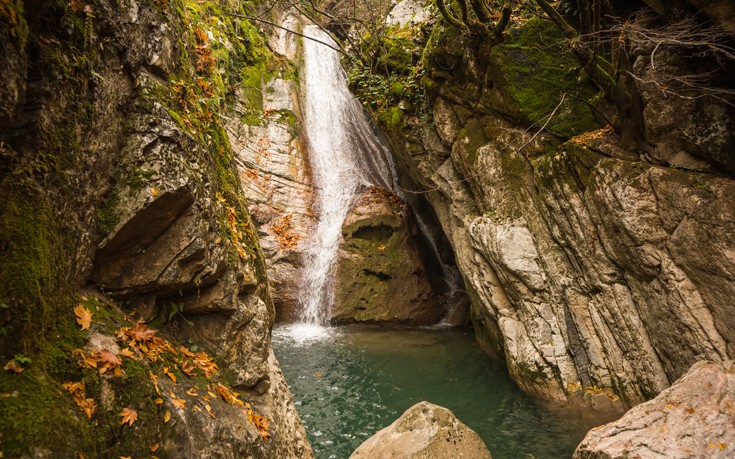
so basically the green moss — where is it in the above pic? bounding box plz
[128,167,156,192]
[489,18,601,139]
[0,368,96,457]
[456,120,490,167]
[514,361,549,383]
[532,145,604,192]
[0,183,71,354]
[97,188,120,235]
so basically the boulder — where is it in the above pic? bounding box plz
[351,401,493,459]
[574,360,735,459]
[332,187,443,324]
[350,402,492,459]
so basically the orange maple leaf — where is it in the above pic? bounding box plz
[74,305,93,330]
[181,360,197,377]
[97,350,122,374]
[3,360,23,373]
[120,407,138,426]
[248,409,271,442]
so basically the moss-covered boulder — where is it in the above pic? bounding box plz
[332,187,443,324]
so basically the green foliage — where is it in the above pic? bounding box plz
[348,24,433,131]
[97,188,120,235]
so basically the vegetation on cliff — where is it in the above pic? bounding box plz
[0,0,308,456]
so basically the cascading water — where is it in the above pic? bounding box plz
[298,26,396,326]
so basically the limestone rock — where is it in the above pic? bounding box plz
[374,11,735,411]
[351,401,493,459]
[0,0,312,456]
[229,13,315,322]
[385,0,432,27]
[332,187,443,325]
[574,360,735,459]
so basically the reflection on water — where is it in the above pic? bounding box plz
[272,325,614,459]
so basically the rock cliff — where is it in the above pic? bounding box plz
[0,0,311,456]
[351,1,735,409]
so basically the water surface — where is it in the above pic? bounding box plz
[273,325,614,459]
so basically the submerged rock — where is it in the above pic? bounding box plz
[351,401,493,458]
[332,187,444,324]
[574,360,735,459]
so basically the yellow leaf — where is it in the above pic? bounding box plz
[163,367,177,384]
[62,381,85,395]
[154,398,164,405]
[119,348,136,359]
[119,457,132,459]
[79,398,97,420]
[119,407,138,426]
[150,187,159,196]
[150,443,160,452]
[74,305,93,330]
[172,397,186,409]
[164,410,171,423]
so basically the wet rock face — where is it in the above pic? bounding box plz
[332,187,444,325]
[350,401,493,458]
[574,360,735,459]
[375,13,735,409]
[229,14,315,323]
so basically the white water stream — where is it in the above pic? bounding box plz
[298,26,396,326]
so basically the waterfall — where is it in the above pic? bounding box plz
[298,26,395,325]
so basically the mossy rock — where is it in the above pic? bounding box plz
[488,18,601,139]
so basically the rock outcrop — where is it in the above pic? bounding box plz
[351,401,493,458]
[574,360,735,459]
[229,13,315,323]
[0,0,311,457]
[356,6,735,409]
[332,187,443,324]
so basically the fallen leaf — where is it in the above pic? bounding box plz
[3,360,23,373]
[119,407,138,426]
[163,367,177,383]
[164,410,171,422]
[119,348,136,359]
[62,381,85,395]
[79,398,97,420]
[186,387,198,397]
[97,350,122,374]
[181,360,197,377]
[154,397,164,405]
[247,409,271,442]
[172,397,186,409]
[150,443,159,452]
[74,305,93,330]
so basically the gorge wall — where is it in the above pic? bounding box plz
[354,0,735,410]
[0,0,312,456]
